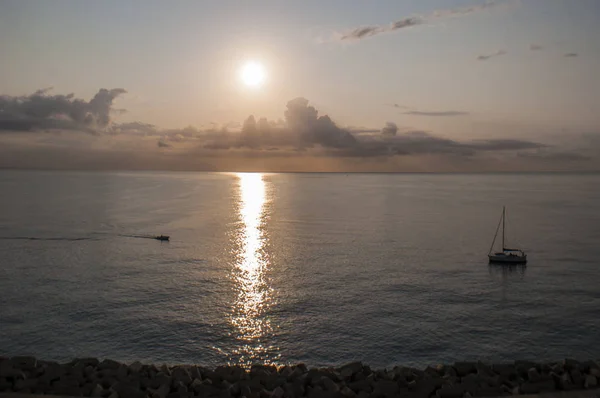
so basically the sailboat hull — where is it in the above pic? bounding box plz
[488,254,527,264]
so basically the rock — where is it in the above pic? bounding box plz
[171,366,192,385]
[591,368,600,378]
[454,362,476,377]
[461,374,487,387]
[241,384,253,398]
[160,364,171,376]
[91,383,105,397]
[527,367,541,382]
[0,366,25,380]
[283,380,305,398]
[177,380,189,393]
[551,363,564,374]
[491,364,514,377]
[571,369,584,386]
[411,380,439,398]
[111,380,146,398]
[585,375,598,389]
[470,387,504,397]
[306,369,338,386]
[150,372,172,389]
[191,378,203,390]
[81,382,95,396]
[373,380,399,395]
[0,377,12,392]
[437,385,464,398]
[288,367,305,381]
[475,363,494,378]
[349,379,372,393]
[14,377,38,391]
[266,376,288,391]
[553,371,572,390]
[322,377,340,392]
[340,362,363,376]
[425,366,441,378]
[99,359,122,370]
[583,361,599,372]
[76,357,100,368]
[340,386,358,398]
[117,364,129,380]
[190,366,203,380]
[168,392,191,398]
[151,383,171,398]
[271,386,285,398]
[565,358,581,370]
[307,386,337,398]
[53,381,83,397]
[9,356,37,370]
[520,380,556,394]
[129,361,143,374]
[84,364,96,377]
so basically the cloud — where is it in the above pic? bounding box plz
[477,50,507,60]
[466,139,545,151]
[381,122,398,136]
[517,151,590,162]
[564,53,578,58]
[0,88,126,133]
[335,0,507,41]
[339,18,423,41]
[403,110,469,117]
[1,88,566,172]
[430,1,503,18]
[530,44,543,51]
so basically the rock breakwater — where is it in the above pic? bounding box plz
[1,357,600,398]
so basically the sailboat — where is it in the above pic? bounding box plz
[488,206,527,264]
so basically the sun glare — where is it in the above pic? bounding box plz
[240,61,266,88]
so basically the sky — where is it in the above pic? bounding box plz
[1,0,599,172]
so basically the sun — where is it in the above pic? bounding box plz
[240,61,266,88]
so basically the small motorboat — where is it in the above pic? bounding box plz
[488,206,527,265]
[154,235,170,241]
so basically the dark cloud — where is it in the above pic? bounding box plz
[146,98,544,159]
[1,89,557,172]
[564,53,578,58]
[403,110,469,117]
[336,1,505,41]
[466,139,545,151]
[348,127,380,134]
[283,97,357,148]
[477,50,507,60]
[111,122,157,135]
[0,88,126,133]
[517,151,590,162]
[381,122,398,136]
[530,44,543,51]
[340,17,422,40]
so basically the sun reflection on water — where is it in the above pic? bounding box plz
[230,173,277,365]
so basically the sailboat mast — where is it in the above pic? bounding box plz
[502,206,505,250]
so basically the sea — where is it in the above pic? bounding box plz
[1,170,599,368]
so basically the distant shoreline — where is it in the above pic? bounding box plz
[1,356,599,397]
[1,168,599,175]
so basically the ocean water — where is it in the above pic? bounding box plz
[1,170,600,368]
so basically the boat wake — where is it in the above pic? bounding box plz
[0,236,96,241]
[0,233,169,242]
